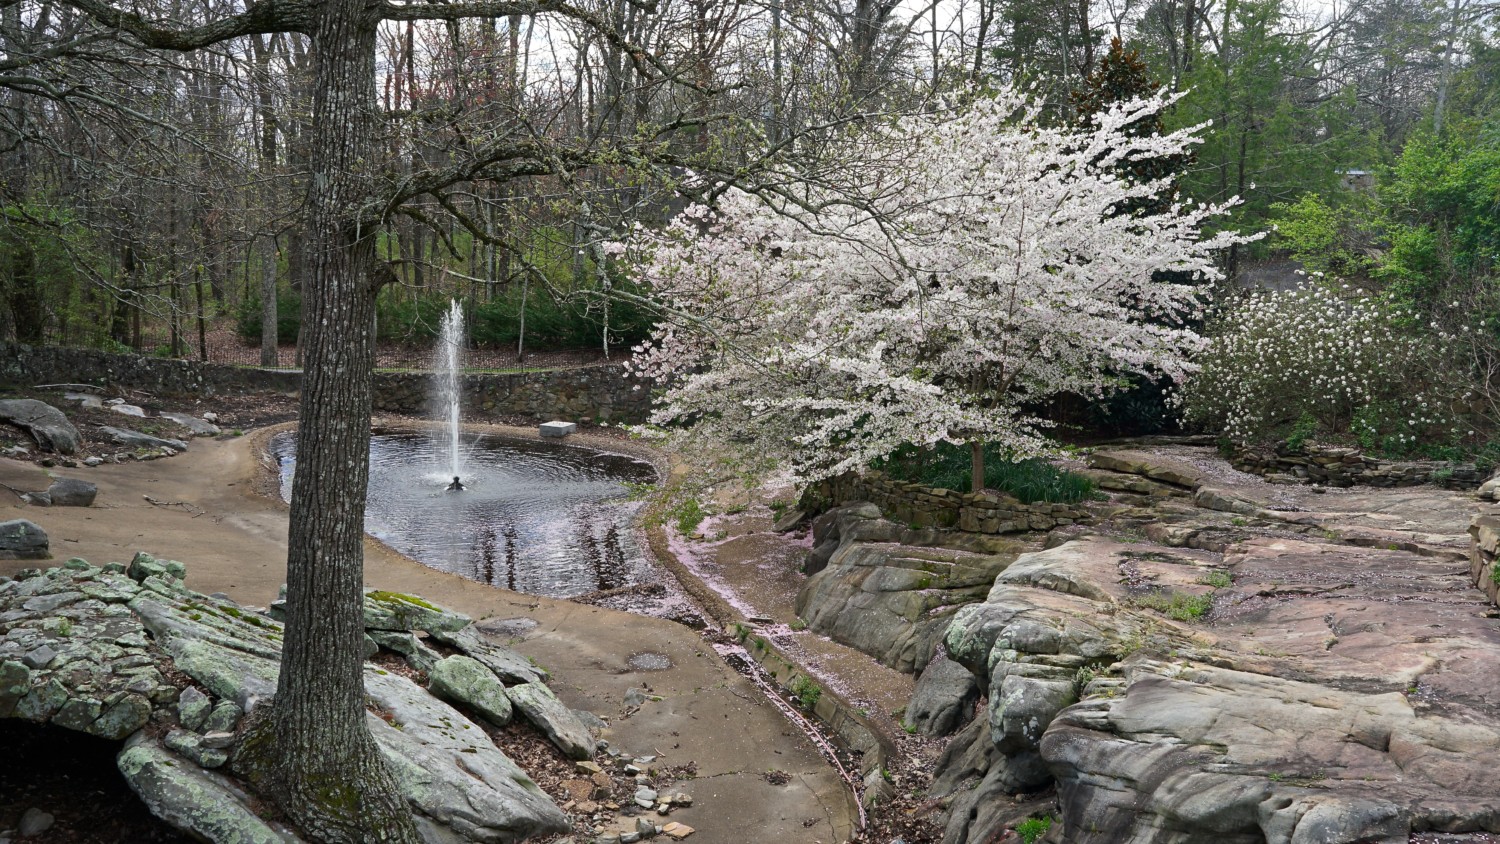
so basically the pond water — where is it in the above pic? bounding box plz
[270,431,657,598]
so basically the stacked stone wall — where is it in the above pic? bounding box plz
[1233,442,1483,490]
[1470,515,1500,607]
[803,470,1086,535]
[0,342,653,424]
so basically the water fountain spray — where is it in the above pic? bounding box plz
[437,299,465,483]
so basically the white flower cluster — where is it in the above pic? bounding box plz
[623,87,1253,481]
[1183,281,1457,450]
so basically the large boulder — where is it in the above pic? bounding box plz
[1086,449,1205,490]
[0,519,48,559]
[796,513,1022,673]
[45,478,97,507]
[430,624,546,685]
[904,656,979,737]
[0,399,82,454]
[118,733,304,844]
[99,426,189,452]
[504,682,596,760]
[364,669,570,841]
[428,655,513,727]
[363,590,472,635]
[160,412,221,437]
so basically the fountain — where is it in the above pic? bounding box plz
[268,297,658,596]
[436,299,465,484]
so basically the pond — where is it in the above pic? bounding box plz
[270,431,657,598]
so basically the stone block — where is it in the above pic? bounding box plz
[539,420,577,437]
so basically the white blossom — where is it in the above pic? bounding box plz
[623,88,1254,481]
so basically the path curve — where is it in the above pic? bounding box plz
[0,427,858,844]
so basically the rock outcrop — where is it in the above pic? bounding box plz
[926,506,1500,844]
[1,555,578,843]
[118,733,303,843]
[98,426,189,453]
[796,504,1025,674]
[0,398,82,454]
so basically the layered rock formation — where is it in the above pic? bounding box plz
[796,503,1026,674]
[803,449,1500,843]
[1,555,584,843]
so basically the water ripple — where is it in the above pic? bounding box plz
[270,431,657,598]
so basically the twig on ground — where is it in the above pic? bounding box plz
[143,495,204,517]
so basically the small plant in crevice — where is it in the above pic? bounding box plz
[788,675,822,710]
[1130,589,1213,622]
[1199,570,1233,589]
[1016,815,1055,844]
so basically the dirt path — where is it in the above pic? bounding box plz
[0,431,858,844]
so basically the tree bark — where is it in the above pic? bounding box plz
[232,0,418,840]
[260,234,280,366]
[970,440,985,493]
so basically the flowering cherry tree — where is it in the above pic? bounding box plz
[626,88,1253,487]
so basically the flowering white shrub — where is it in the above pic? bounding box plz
[624,87,1252,482]
[1182,280,1460,452]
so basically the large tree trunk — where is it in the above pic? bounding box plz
[233,1,418,840]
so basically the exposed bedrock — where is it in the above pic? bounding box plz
[926,521,1500,844]
[1043,662,1500,843]
[795,503,1026,674]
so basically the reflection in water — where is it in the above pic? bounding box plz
[271,432,656,598]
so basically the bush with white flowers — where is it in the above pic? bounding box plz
[1182,280,1461,454]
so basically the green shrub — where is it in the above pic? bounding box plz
[332,279,658,353]
[1086,375,1179,436]
[669,497,706,535]
[1284,413,1318,452]
[1016,816,1054,844]
[873,443,1095,503]
[1265,192,1375,278]
[374,292,449,342]
[1199,570,1233,589]
[788,675,821,710]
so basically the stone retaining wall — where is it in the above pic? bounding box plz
[1232,443,1483,490]
[0,342,653,423]
[1470,515,1500,607]
[803,470,1086,534]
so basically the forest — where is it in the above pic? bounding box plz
[0,0,1496,454]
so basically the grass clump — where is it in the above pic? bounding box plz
[872,443,1094,503]
[1132,590,1214,622]
[1016,816,1054,843]
[788,675,822,710]
[668,497,707,535]
[1199,570,1233,589]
